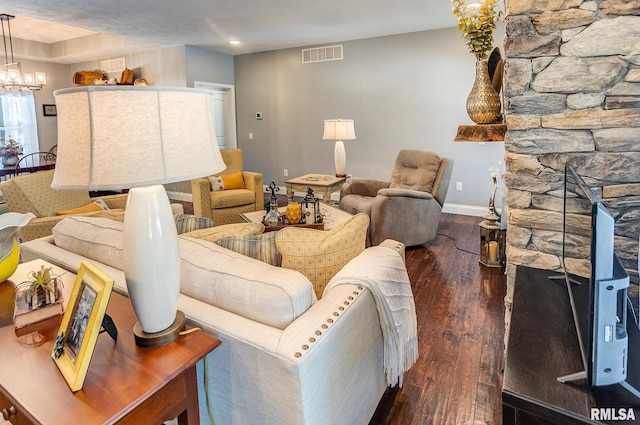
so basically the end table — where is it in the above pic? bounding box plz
[284,174,346,202]
[0,259,220,425]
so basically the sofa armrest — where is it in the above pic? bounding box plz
[377,187,435,200]
[18,210,126,242]
[191,178,214,220]
[341,178,390,199]
[20,236,130,295]
[242,171,264,211]
[379,239,406,263]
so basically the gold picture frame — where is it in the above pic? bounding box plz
[52,261,114,392]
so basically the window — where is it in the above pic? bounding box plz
[0,91,39,154]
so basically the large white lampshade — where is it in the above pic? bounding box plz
[52,86,226,347]
[322,118,356,177]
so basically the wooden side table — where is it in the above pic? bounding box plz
[284,174,346,201]
[0,260,220,425]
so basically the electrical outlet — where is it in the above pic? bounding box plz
[456,181,463,191]
[283,169,288,177]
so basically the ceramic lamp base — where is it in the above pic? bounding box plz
[334,140,346,178]
[133,310,186,348]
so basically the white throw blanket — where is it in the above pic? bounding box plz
[323,246,418,387]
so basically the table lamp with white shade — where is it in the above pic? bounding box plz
[52,86,226,348]
[322,118,356,177]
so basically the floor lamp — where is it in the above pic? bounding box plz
[323,118,356,177]
[52,86,226,347]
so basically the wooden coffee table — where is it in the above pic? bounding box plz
[284,174,346,201]
[241,201,353,231]
[0,260,220,425]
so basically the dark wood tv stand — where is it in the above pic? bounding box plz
[502,266,640,424]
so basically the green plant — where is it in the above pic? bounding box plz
[451,0,502,60]
[16,265,62,307]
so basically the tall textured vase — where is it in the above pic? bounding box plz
[466,59,501,124]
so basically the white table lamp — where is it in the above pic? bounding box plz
[52,86,226,347]
[323,118,356,177]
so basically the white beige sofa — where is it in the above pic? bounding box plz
[20,216,411,425]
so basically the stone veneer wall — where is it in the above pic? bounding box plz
[503,0,640,286]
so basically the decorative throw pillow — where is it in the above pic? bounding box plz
[215,232,281,266]
[56,202,103,215]
[174,214,214,235]
[181,222,265,242]
[92,199,110,210]
[208,175,225,192]
[221,172,245,189]
[276,213,369,299]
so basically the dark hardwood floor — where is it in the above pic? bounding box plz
[370,213,507,425]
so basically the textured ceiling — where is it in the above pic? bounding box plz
[0,0,460,62]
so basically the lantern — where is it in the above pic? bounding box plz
[301,187,321,224]
[264,181,281,226]
[479,209,504,268]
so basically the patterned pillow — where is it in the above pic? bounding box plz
[181,222,265,242]
[275,213,369,299]
[214,232,281,266]
[174,214,215,235]
[208,175,224,192]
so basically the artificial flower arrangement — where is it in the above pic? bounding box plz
[0,137,23,157]
[451,0,502,60]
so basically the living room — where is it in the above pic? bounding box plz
[1,0,639,424]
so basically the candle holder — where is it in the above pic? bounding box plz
[479,210,504,268]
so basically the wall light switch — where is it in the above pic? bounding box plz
[456,182,463,191]
[249,132,253,140]
[256,112,263,120]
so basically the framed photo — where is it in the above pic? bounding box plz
[42,104,57,116]
[52,261,114,392]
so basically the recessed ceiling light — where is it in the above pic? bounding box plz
[229,40,240,45]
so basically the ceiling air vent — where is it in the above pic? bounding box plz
[302,45,343,64]
[101,57,126,74]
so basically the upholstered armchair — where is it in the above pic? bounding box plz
[0,169,128,242]
[191,148,264,225]
[339,150,453,247]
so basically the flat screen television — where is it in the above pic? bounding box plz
[559,164,630,388]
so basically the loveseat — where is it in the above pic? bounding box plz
[0,169,128,241]
[20,216,414,425]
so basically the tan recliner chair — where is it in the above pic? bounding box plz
[339,150,453,247]
[191,148,263,225]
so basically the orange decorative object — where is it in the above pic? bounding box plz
[285,202,302,224]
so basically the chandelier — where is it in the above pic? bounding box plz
[0,14,46,91]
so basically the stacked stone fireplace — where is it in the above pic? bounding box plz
[503,0,640,290]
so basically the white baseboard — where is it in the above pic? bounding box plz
[442,203,490,217]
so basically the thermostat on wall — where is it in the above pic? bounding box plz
[256,112,263,120]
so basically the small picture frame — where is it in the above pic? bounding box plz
[42,104,57,116]
[52,261,114,392]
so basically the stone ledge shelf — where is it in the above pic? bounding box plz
[454,123,506,142]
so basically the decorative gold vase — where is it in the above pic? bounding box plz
[285,201,302,224]
[466,60,501,124]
